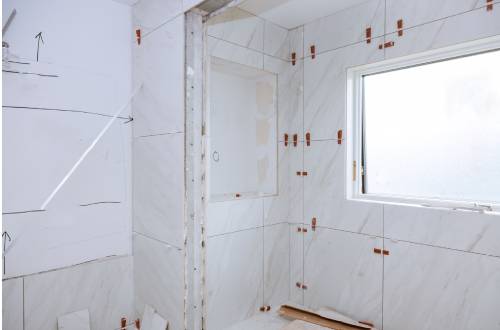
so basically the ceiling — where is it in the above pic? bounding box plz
[238,0,370,29]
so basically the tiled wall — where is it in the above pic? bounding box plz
[299,1,500,330]
[131,0,191,329]
[204,8,305,329]
[2,256,134,330]
[205,1,500,330]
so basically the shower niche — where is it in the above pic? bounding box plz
[208,56,278,201]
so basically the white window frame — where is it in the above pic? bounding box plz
[346,35,500,213]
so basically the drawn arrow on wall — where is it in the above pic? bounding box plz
[35,31,44,62]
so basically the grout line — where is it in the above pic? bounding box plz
[385,1,500,36]
[133,231,183,251]
[3,254,129,281]
[313,224,500,260]
[134,131,184,138]
[207,34,291,62]
[385,237,500,260]
[381,203,385,330]
[206,221,290,239]
[141,11,183,40]
[23,277,25,330]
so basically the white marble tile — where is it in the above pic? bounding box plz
[264,223,290,307]
[385,0,495,34]
[304,0,385,55]
[2,278,23,330]
[264,56,303,143]
[2,109,129,213]
[208,36,264,70]
[133,133,184,248]
[289,224,304,305]
[385,5,500,59]
[263,142,303,225]
[3,203,129,278]
[57,309,90,330]
[303,140,383,236]
[133,15,185,137]
[304,37,384,141]
[24,256,134,330]
[384,204,500,257]
[206,228,264,330]
[383,239,500,330]
[207,7,264,52]
[133,0,182,35]
[133,234,184,330]
[303,228,383,329]
[289,27,304,60]
[207,198,263,237]
[264,21,288,59]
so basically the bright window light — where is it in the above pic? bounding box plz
[360,48,500,204]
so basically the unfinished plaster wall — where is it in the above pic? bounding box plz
[297,1,500,329]
[2,0,135,329]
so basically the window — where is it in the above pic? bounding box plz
[347,37,500,210]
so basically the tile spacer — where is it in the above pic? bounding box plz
[302,171,308,176]
[379,41,395,49]
[487,0,493,11]
[337,129,343,145]
[365,27,372,44]
[293,134,298,147]
[291,52,297,65]
[284,133,289,146]
[259,306,271,312]
[135,319,141,329]
[136,29,141,45]
[296,282,308,289]
[235,193,241,198]
[383,249,390,256]
[397,19,404,36]
[373,248,382,254]
[306,132,311,146]
[296,171,302,176]
[310,45,316,59]
[297,227,302,232]
[311,217,317,231]
[121,317,127,330]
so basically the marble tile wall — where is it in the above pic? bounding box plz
[0,256,134,330]
[2,278,23,330]
[298,1,500,329]
[204,7,305,329]
[133,234,185,330]
[131,0,187,329]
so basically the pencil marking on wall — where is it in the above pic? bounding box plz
[2,105,132,122]
[2,69,58,77]
[34,31,44,62]
[79,201,122,207]
[2,209,46,215]
[39,84,142,210]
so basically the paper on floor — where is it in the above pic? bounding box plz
[141,304,169,330]
[57,309,91,330]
